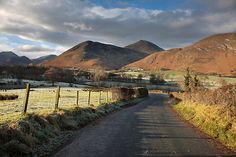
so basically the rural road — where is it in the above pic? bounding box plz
[54,93,235,157]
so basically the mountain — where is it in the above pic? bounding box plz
[125,40,164,54]
[32,55,57,64]
[126,33,236,75]
[43,41,147,70]
[0,51,31,66]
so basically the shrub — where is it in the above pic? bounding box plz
[133,87,149,98]
[176,84,236,112]
[111,87,148,101]
[183,68,201,92]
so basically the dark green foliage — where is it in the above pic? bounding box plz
[184,67,192,91]
[192,74,200,91]
[184,67,201,92]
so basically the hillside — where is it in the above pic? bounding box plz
[32,55,57,64]
[43,41,147,70]
[126,33,236,75]
[125,40,164,54]
[0,51,31,66]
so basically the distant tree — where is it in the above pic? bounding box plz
[91,67,107,87]
[191,74,200,91]
[184,67,192,92]
[44,68,59,86]
[149,71,164,84]
[149,74,157,84]
[184,68,201,92]
[137,74,143,82]
[60,69,74,83]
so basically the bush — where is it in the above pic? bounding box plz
[176,84,236,112]
[111,88,133,101]
[133,87,149,98]
[111,87,148,100]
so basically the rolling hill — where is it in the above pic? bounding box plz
[0,51,31,66]
[125,40,164,54]
[126,33,236,75]
[43,41,148,70]
[0,52,58,66]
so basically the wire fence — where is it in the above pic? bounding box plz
[0,84,113,116]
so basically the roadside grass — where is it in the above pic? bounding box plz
[173,101,236,150]
[0,97,144,157]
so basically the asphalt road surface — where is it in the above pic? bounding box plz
[54,93,235,157]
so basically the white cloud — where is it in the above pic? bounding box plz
[16,45,53,52]
[14,44,66,59]
[64,22,93,31]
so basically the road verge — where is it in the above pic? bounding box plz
[0,98,145,157]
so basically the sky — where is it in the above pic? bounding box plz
[0,0,236,59]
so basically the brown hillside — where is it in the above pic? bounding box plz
[43,41,147,70]
[125,40,164,54]
[126,33,236,75]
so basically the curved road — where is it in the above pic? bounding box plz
[54,93,235,157]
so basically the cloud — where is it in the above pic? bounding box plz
[0,0,235,55]
[16,45,53,52]
[14,44,66,59]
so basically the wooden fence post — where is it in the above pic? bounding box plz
[111,91,113,102]
[22,83,30,114]
[99,91,101,104]
[55,86,60,110]
[106,90,109,103]
[88,90,91,106]
[76,90,79,107]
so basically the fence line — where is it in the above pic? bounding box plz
[21,84,116,114]
[0,84,147,116]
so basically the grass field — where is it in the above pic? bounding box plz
[0,87,113,123]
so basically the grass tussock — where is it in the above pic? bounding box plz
[0,98,143,157]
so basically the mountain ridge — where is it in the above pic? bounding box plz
[43,40,150,70]
[0,51,57,66]
[125,40,164,54]
[126,33,236,75]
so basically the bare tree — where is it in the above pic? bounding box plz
[91,67,107,87]
[137,74,143,82]
[44,68,59,86]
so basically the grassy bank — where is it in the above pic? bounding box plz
[0,98,144,157]
[173,101,236,151]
